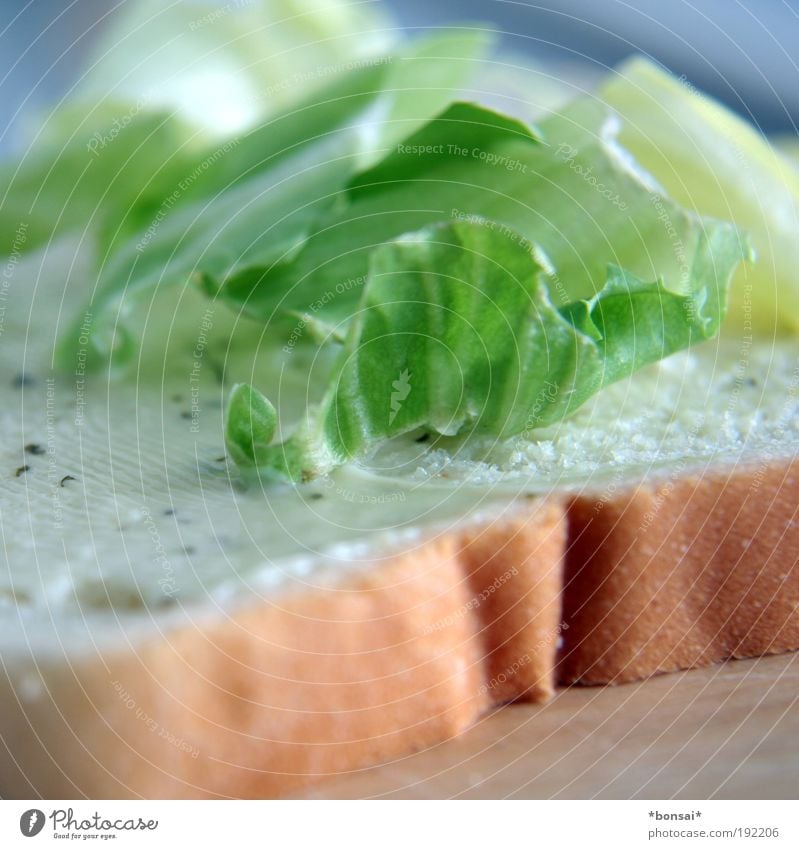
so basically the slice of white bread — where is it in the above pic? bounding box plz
[0,241,797,798]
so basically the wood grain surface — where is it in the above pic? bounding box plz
[299,654,799,799]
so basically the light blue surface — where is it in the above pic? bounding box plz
[0,0,797,155]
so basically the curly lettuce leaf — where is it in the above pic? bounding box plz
[226,219,749,482]
[215,91,731,331]
[55,30,493,368]
[599,56,799,335]
[0,0,403,261]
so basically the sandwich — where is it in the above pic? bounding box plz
[1,0,797,799]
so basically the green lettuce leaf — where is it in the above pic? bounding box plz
[56,30,493,367]
[0,102,203,257]
[1,0,401,261]
[226,219,749,482]
[214,92,732,333]
[76,0,396,139]
[598,56,799,335]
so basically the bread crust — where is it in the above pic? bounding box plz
[1,462,797,799]
[559,461,799,684]
[0,502,566,799]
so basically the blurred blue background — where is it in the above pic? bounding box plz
[1,0,797,152]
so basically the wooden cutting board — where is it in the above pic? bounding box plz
[300,653,799,799]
